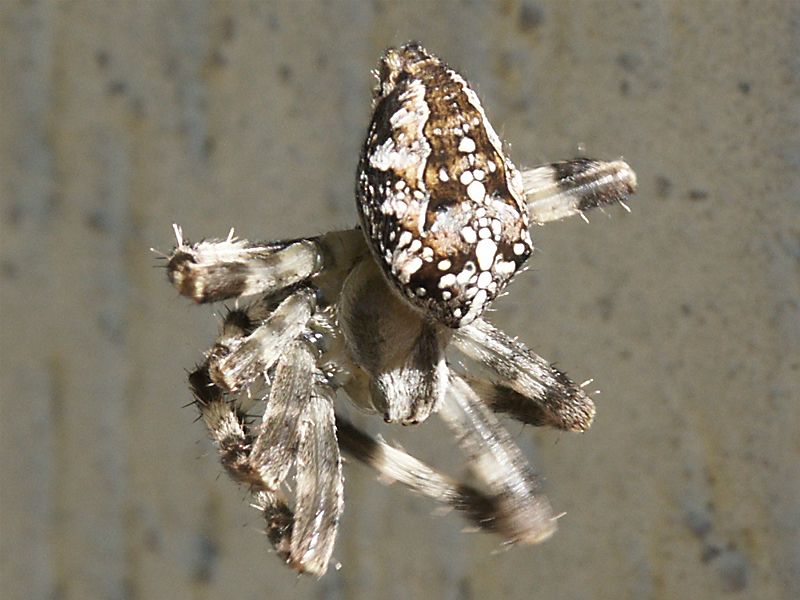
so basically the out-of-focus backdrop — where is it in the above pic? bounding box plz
[2,2,798,599]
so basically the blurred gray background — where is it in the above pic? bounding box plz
[2,1,798,599]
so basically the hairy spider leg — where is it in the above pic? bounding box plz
[452,318,596,432]
[522,159,637,225]
[335,415,504,534]
[187,308,344,575]
[288,384,343,575]
[167,227,368,305]
[438,375,557,544]
[168,231,357,575]
[167,228,324,303]
[334,371,560,546]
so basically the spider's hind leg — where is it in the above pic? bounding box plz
[335,415,501,536]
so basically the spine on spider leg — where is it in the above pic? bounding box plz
[438,375,557,545]
[166,226,324,303]
[522,158,637,224]
[452,318,596,432]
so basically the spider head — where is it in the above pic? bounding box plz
[357,42,533,328]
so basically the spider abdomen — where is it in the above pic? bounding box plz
[356,42,533,328]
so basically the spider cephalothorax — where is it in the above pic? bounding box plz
[164,42,637,576]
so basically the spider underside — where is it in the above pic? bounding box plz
[163,43,637,576]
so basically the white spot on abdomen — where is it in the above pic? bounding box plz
[458,136,476,153]
[439,273,457,288]
[475,238,497,270]
[460,226,477,244]
[467,180,485,203]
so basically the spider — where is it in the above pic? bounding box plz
[163,42,637,576]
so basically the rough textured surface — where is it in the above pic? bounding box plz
[1,1,798,599]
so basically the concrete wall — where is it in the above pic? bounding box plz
[2,1,798,599]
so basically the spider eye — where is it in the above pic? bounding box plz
[356,42,532,328]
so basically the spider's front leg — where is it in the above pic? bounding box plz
[166,225,367,305]
[167,225,323,303]
[165,228,361,576]
[185,298,343,576]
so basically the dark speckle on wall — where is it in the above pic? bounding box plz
[654,175,672,199]
[518,2,544,33]
[0,259,18,280]
[278,63,292,82]
[688,189,709,201]
[716,547,750,593]
[192,533,219,584]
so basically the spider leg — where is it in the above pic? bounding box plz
[188,366,308,572]
[451,318,595,432]
[339,257,450,425]
[187,332,308,493]
[166,226,368,304]
[289,383,343,576]
[438,375,557,545]
[188,365,266,489]
[521,158,637,224]
[167,226,325,303]
[252,384,344,577]
[249,340,316,489]
[253,490,295,567]
[336,370,559,547]
[190,323,343,575]
[207,288,316,392]
[335,415,501,534]
[187,377,304,571]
